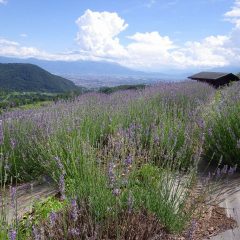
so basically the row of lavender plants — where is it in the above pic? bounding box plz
[204,81,240,166]
[1,81,215,239]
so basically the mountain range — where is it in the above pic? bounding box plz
[0,56,239,82]
[0,63,79,93]
[0,56,187,78]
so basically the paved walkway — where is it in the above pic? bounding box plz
[209,174,240,240]
[0,179,57,224]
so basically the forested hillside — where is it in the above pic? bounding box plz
[0,63,79,93]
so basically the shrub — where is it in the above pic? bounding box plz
[204,82,240,166]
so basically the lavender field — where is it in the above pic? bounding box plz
[0,81,239,239]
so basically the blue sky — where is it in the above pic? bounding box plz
[0,0,240,71]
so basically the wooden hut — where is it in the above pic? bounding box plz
[188,72,239,88]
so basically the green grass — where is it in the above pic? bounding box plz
[98,84,146,94]
[17,197,67,239]
[0,90,87,113]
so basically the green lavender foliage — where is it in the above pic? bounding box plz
[204,82,240,166]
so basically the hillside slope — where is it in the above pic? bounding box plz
[0,63,79,93]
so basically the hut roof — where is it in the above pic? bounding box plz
[188,72,231,80]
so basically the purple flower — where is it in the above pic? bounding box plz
[10,138,17,149]
[228,165,237,175]
[108,162,116,188]
[197,119,205,129]
[127,192,134,213]
[221,165,228,174]
[49,212,57,227]
[8,228,17,240]
[124,156,132,166]
[187,219,197,240]
[208,128,213,136]
[112,188,121,197]
[32,225,41,240]
[59,174,66,200]
[55,156,65,174]
[68,228,80,237]
[70,198,78,222]
[154,135,160,144]
[228,167,234,175]
[122,155,133,185]
[0,120,3,145]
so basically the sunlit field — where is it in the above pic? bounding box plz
[0,81,239,239]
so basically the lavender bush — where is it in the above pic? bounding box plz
[0,81,217,238]
[204,82,240,166]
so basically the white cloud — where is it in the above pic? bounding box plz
[173,36,231,68]
[75,9,128,58]
[225,0,240,18]
[144,0,178,9]
[74,10,179,70]
[0,38,56,60]
[72,9,240,70]
[0,0,7,5]
[0,37,101,62]
[183,0,240,68]
[224,0,240,27]
[123,32,177,70]
[127,31,175,49]
[145,0,156,8]
[20,33,28,38]
[1,3,240,71]
[0,39,19,46]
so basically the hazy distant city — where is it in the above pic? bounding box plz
[63,74,175,89]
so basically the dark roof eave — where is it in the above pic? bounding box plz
[188,72,232,80]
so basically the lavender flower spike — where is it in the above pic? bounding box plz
[8,228,17,240]
[127,192,134,213]
[49,212,57,227]
[32,225,41,240]
[59,174,66,200]
[10,138,17,149]
[108,162,116,188]
[124,155,132,166]
[112,188,121,197]
[71,198,78,222]
[68,228,80,237]
[0,120,3,145]
[55,156,65,173]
